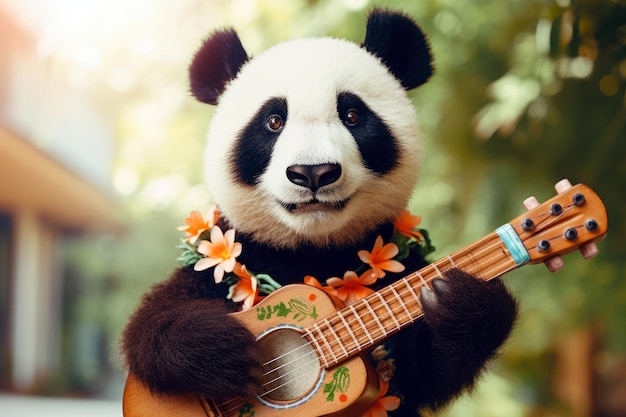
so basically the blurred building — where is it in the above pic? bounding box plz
[0,7,124,392]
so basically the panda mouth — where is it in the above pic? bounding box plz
[281,198,349,213]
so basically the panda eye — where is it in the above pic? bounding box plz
[266,115,284,132]
[344,109,360,127]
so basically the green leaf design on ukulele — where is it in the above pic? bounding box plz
[238,402,255,417]
[256,301,291,320]
[256,297,317,322]
[323,366,350,402]
[288,297,318,321]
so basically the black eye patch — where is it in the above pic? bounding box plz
[337,92,398,174]
[230,97,288,185]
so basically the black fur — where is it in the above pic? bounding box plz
[121,267,262,400]
[390,269,518,415]
[189,29,249,105]
[231,97,288,185]
[337,92,399,174]
[362,9,434,90]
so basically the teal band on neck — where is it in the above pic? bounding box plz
[496,224,530,266]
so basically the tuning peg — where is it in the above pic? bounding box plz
[579,242,600,259]
[553,178,601,259]
[544,256,564,273]
[554,178,573,193]
[522,196,540,211]
[523,195,565,272]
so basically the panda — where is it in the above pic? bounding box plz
[121,9,518,417]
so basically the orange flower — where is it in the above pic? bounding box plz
[362,379,401,417]
[358,236,405,278]
[326,270,378,306]
[194,226,242,283]
[304,275,343,307]
[230,263,260,310]
[393,210,424,240]
[178,206,221,243]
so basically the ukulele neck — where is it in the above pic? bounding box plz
[304,230,517,368]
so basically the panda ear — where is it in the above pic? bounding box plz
[362,9,434,90]
[189,29,250,105]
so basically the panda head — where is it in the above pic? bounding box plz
[189,9,433,249]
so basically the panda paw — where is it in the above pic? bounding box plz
[123,299,262,400]
[419,268,518,359]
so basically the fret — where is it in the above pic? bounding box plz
[337,310,362,353]
[461,235,515,279]
[324,318,349,359]
[461,233,507,278]
[317,320,339,364]
[349,304,375,347]
[481,248,517,278]
[375,292,401,331]
[466,247,486,279]
[304,326,328,368]
[326,314,356,361]
[431,261,445,279]
[362,298,387,340]
[447,254,457,268]
[401,278,423,310]
[415,269,429,287]
[389,286,413,324]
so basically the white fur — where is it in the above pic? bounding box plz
[204,37,422,248]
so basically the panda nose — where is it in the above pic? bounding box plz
[286,163,342,191]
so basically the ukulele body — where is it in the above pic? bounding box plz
[123,285,380,417]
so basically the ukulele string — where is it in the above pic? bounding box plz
[215,206,573,413]
[218,345,348,415]
[259,349,320,388]
[218,363,325,416]
[515,202,576,246]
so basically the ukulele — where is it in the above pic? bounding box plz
[122,179,608,417]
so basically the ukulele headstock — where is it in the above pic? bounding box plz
[510,179,608,270]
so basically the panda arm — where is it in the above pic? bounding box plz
[390,268,518,415]
[120,266,261,400]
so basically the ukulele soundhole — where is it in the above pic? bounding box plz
[256,326,322,404]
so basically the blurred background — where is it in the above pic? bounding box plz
[0,0,624,416]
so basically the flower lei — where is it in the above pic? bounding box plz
[176,206,435,311]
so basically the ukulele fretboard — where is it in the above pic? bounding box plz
[303,231,518,368]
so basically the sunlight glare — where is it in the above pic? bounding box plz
[341,0,368,12]
[113,166,139,196]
